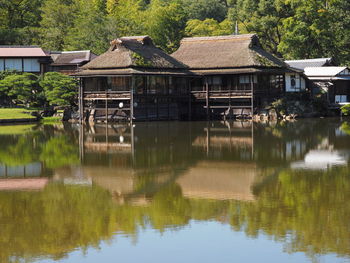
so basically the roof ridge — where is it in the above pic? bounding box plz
[180,34,256,43]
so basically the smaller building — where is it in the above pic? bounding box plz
[285,57,335,70]
[48,50,97,74]
[0,45,51,74]
[304,67,350,104]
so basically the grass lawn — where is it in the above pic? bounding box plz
[0,108,36,120]
[41,116,62,123]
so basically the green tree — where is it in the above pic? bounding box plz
[185,18,233,36]
[0,73,40,106]
[145,0,187,52]
[39,0,78,50]
[0,0,43,45]
[107,0,146,37]
[64,0,118,54]
[183,0,228,22]
[40,72,78,106]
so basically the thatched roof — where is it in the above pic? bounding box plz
[82,36,187,70]
[171,34,288,70]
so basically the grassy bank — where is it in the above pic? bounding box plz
[0,108,36,120]
[41,116,62,124]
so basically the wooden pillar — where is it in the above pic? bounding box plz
[130,75,135,123]
[146,76,149,121]
[206,77,210,120]
[250,75,254,118]
[105,84,108,123]
[188,78,192,121]
[79,78,84,123]
[166,77,170,120]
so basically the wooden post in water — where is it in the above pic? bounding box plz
[105,82,108,123]
[130,75,135,123]
[79,78,83,123]
[187,78,192,121]
[250,75,254,118]
[206,77,210,120]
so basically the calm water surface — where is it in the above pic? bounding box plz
[0,119,350,263]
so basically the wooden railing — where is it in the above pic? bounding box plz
[191,91,253,100]
[84,92,131,100]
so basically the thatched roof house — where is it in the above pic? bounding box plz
[171,34,292,75]
[78,36,189,76]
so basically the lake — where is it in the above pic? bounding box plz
[0,119,350,263]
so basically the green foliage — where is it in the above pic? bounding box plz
[39,0,79,50]
[1,0,350,64]
[0,73,40,106]
[185,18,233,37]
[183,0,228,22]
[145,0,187,52]
[341,104,350,116]
[40,72,78,107]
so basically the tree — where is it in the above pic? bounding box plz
[185,18,233,36]
[40,72,78,106]
[0,73,39,106]
[183,0,228,22]
[278,0,335,59]
[145,0,187,52]
[64,0,118,54]
[39,0,78,50]
[107,0,146,37]
[0,0,43,45]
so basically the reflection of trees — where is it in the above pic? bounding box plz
[2,166,350,262]
[40,136,79,168]
[0,125,79,169]
[230,167,350,258]
[0,184,116,263]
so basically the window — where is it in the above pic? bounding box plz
[108,77,130,92]
[5,59,22,71]
[335,95,348,103]
[0,59,4,71]
[23,59,40,72]
[135,76,146,94]
[209,76,222,91]
[239,75,257,84]
[270,75,284,90]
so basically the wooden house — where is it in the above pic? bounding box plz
[172,34,301,118]
[304,67,350,105]
[76,34,302,122]
[76,36,193,122]
[48,50,97,74]
[0,46,51,74]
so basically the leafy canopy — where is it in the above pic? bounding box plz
[40,72,78,106]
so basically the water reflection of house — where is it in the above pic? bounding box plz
[291,150,348,170]
[83,124,132,154]
[0,162,49,191]
[176,161,258,201]
[192,121,254,160]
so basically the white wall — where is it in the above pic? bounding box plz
[285,73,306,92]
